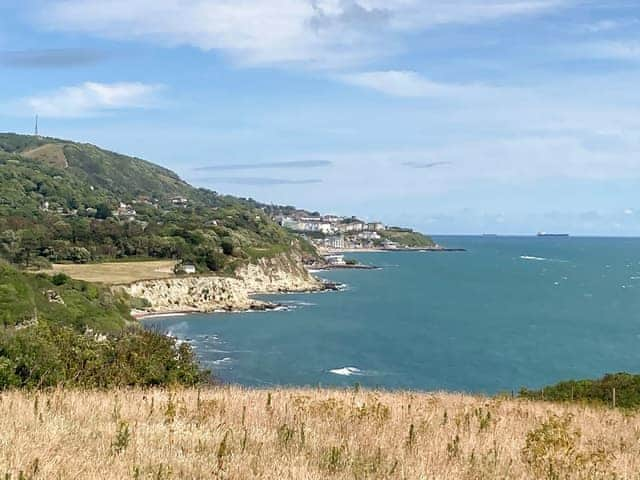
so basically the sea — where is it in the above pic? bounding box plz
[142,236,640,394]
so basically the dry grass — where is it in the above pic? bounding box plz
[1,386,639,479]
[47,260,177,284]
[22,143,69,168]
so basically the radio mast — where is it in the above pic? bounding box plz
[35,115,39,137]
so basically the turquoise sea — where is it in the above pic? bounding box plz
[143,236,640,393]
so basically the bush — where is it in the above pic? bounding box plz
[0,325,208,389]
[51,272,70,286]
[220,237,234,256]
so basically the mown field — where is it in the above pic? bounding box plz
[47,260,177,284]
[1,387,638,479]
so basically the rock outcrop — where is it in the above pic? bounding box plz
[125,253,322,315]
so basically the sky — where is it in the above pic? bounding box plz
[1,0,640,235]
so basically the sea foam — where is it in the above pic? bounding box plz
[329,366,363,376]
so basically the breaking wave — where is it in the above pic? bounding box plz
[329,366,363,376]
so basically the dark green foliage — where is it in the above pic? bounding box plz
[50,272,69,286]
[520,373,640,409]
[0,325,205,389]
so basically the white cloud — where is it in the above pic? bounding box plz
[39,0,568,68]
[337,70,494,97]
[24,82,162,118]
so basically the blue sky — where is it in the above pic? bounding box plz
[1,0,640,235]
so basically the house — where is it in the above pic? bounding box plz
[358,231,380,241]
[328,236,345,249]
[171,196,188,205]
[382,240,399,250]
[366,222,385,232]
[178,263,197,274]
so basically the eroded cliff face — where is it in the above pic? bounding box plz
[125,253,322,314]
[236,252,322,294]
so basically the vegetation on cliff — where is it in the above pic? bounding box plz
[0,133,314,273]
[0,261,204,389]
[379,228,435,248]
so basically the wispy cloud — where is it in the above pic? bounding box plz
[38,0,569,68]
[580,41,640,60]
[0,48,107,68]
[22,81,162,118]
[577,18,639,34]
[199,177,322,186]
[193,160,331,171]
[338,70,492,97]
[403,161,452,169]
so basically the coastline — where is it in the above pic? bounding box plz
[126,253,336,318]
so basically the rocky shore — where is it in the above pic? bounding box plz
[124,253,326,317]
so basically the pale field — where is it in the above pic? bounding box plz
[48,260,177,284]
[1,387,639,479]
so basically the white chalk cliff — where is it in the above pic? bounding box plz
[124,253,322,314]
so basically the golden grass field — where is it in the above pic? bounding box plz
[48,260,177,284]
[1,387,638,479]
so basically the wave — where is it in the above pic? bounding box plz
[211,357,232,366]
[520,255,567,263]
[329,366,363,376]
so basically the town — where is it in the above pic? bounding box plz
[273,211,440,265]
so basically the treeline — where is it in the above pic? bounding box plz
[0,325,205,389]
[520,373,640,409]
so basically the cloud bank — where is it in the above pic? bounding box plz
[40,0,568,68]
[23,81,162,118]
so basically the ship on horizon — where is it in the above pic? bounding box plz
[537,232,570,237]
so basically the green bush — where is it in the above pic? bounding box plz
[51,272,70,286]
[0,324,207,389]
[520,373,640,409]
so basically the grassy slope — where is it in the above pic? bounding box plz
[1,386,634,479]
[0,261,131,332]
[379,230,435,247]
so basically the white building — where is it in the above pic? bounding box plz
[324,254,346,266]
[366,222,385,232]
[179,263,197,274]
[328,236,345,249]
[358,231,380,241]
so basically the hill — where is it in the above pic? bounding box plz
[0,133,314,273]
[0,386,634,479]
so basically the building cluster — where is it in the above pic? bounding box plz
[276,214,394,250]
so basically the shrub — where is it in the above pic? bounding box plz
[51,272,70,286]
[0,325,208,389]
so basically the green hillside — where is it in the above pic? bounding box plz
[0,259,204,389]
[0,260,130,332]
[0,133,312,272]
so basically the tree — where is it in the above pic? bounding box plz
[95,203,111,220]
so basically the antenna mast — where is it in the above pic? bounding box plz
[35,115,39,137]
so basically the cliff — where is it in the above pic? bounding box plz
[125,253,323,314]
